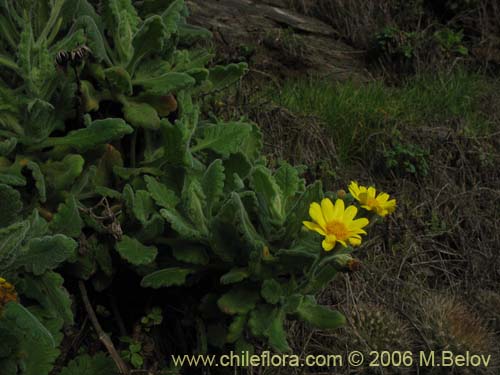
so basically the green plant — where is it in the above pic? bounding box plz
[383,140,429,177]
[120,337,144,369]
[434,28,468,56]
[0,0,392,373]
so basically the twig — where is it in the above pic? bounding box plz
[79,281,130,375]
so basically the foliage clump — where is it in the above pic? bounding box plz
[0,0,396,373]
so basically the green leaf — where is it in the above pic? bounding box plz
[261,279,283,305]
[217,286,260,315]
[43,154,85,190]
[17,235,77,276]
[115,235,158,266]
[104,66,133,95]
[208,63,248,91]
[285,180,323,238]
[182,177,208,234]
[0,138,17,156]
[172,244,209,265]
[251,165,285,224]
[275,162,300,203]
[50,195,83,238]
[0,220,30,271]
[295,296,346,330]
[26,161,46,203]
[141,267,194,288]
[265,310,290,353]
[132,190,156,225]
[248,304,274,337]
[226,314,246,343]
[161,0,185,38]
[178,23,212,45]
[192,122,253,156]
[144,175,180,209]
[202,159,225,216]
[0,183,22,227]
[3,301,55,346]
[121,99,160,129]
[135,72,195,96]
[59,353,117,375]
[220,268,249,285]
[129,15,166,72]
[37,119,133,151]
[159,208,202,240]
[21,271,74,325]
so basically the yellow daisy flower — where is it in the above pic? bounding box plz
[348,181,396,217]
[303,198,369,251]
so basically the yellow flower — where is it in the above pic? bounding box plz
[303,198,369,251]
[0,277,18,309]
[348,181,396,217]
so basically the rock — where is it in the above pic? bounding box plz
[186,0,369,80]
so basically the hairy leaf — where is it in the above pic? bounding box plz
[192,122,253,156]
[17,234,77,276]
[145,175,180,209]
[115,235,158,266]
[217,287,260,315]
[0,183,22,227]
[37,118,133,151]
[141,267,194,288]
[50,195,83,238]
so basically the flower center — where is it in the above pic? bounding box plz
[325,220,349,240]
[366,197,380,208]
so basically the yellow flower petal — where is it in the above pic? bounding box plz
[332,199,345,219]
[309,202,326,227]
[302,221,326,235]
[367,186,376,198]
[349,237,362,246]
[343,205,358,222]
[321,198,335,222]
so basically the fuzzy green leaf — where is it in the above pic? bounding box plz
[115,235,158,266]
[141,267,194,288]
[202,159,225,216]
[21,271,74,325]
[0,138,17,156]
[132,190,155,225]
[3,302,55,346]
[43,154,85,190]
[122,100,160,129]
[161,0,185,37]
[0,183,22,227]
[129,15,166,72]
[59,353,117,375]
[172,244,209,265]
[295,296,346,330]
[208,63,248,91]
[50,195,83,238]
[0,220,30,271]
[220,268,249,285]
[261,279,283,305]
[266,310,290,352]
[226,314,246,343]
[26,161,46,203]
[159,207,202,240]
[251,165,285,224]
[37,119,133,151]
[192,122,253,156]
[217,287,260,315]
[17,235,77,276]
[135,72,195,96]
[145,175,180,209]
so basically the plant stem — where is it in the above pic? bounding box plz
[79,281,130,375]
